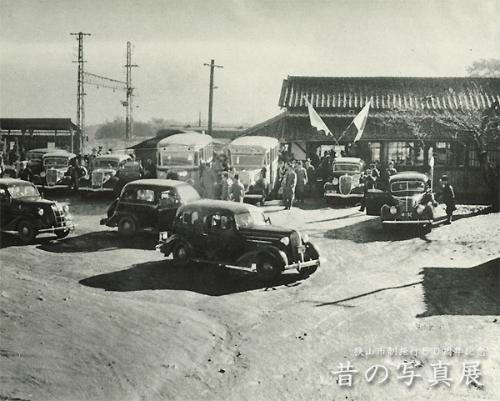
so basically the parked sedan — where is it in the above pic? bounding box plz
[366,171,447,232]
[157,199,320,282]
[100,179,200,236]
[0,178,74,243]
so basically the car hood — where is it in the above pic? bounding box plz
[238,224,294,239]
[15,197,55,206]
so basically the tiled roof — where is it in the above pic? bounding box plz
[279,76,500,111]
[0,118,78,131]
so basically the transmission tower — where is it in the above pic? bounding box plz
[71,31,91,153]
[125,41,138,141]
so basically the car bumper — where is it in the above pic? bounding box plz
[80,187,114,192]
[37,184,71,190]
[38,223,75,233]
[283,258,321,272]
[382,220,432,225]
[244,194,264,200]
[324,192,363,199]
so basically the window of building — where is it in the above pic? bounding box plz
[387,142,412,165]
[368,142,380,163]
[435,142,451,165]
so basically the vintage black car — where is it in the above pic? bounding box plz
[0,178,74,243]
[323,157,365,204]
[34,150,76,190]
[366,171,447,232]
[100,179,201,235]
[156,200,320,281]
[79,153,132,196]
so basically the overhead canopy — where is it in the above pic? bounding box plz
[0,118,78,131]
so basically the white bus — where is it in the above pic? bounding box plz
[228,136,280,204]
[156,132,214,191]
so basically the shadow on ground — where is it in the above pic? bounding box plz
[417,257,500,317]
[37,230,157,253]
[324,218,421,243]
[0,233,55,249]
[79,260,304,296]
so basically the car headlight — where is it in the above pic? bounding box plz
[332,177,339,185]
[62,205,70,214]
[280,237,290,246]
[416,204,425,215]
[390,206,397,215]
[178,170,188,178]
[40,171,46,177]
[302,233,310,243]
[159,231,168,241]
[37,208,44,216]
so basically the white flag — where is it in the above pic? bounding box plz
[305,98,333,136]
[352,101,371,142]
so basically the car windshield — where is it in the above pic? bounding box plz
[391,180,425,194]
[8,182,40,199]
[333,163,360,172]
[44,157,68,167]
[231,154,265,168]
[27,152,44,161]
[160,150,196,166]
[235,210,268,228]
[176,184,201,203]
[94,159,119,168]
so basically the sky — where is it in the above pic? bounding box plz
[1,0,499,126]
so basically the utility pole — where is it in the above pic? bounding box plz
[71,32,91,154]
[203,59,223,136]
[125,41,138,141]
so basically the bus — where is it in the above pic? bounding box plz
[228,136,280,204]
[156,132,214,191]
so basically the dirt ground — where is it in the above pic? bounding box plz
[0,193,499,401]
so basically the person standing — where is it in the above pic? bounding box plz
[19,161,33,182]
[220,171,232,201]
[229,174,245,203]
[282,163,297,210]
[359,168,378,212]
[440,175,456,224]
[295,161,308,203]
[305,159,316,198]
[384,160,398,190]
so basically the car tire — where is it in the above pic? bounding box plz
[56,230,70,239]
[172,242,191,266]
[18,220,36,244]
[118,216,136,236]
[256,255,282,283]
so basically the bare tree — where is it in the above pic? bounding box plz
[467,59,500,78]
[381,101,499,210]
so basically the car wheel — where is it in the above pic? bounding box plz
[172,242,191,266]
[256,255,282,282]
[118,216,136,236]
[18,220,36,244]
[56,230,70,239]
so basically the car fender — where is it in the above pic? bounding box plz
[159,234,190,257]
[304,241,320,260]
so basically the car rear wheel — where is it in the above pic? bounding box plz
[118,216,136,236]
[18,220,36,244]
[172,242,191,266]
[256,256,282,283]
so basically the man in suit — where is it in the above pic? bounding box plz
[439,175,456,224]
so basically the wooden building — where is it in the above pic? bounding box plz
[243,76,500,203]
[0,118,81,155]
